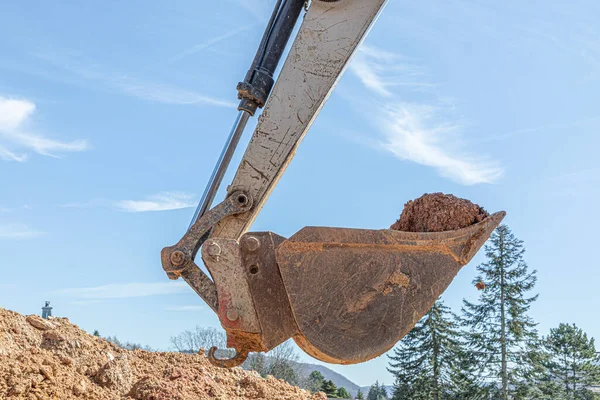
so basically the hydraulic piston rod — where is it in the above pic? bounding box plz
[189,0,305,228]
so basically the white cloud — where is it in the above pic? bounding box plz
[117,80,236,108]
[348,46,502,185]
[0,97,89,162]
[116,191,197,212]
[34,53,236,108]
[166,24,255,65]
[349,46,433,97]
[165,305,204,312]
[375,104,503,185]
[0,224,44,239]
[57,281,190,299]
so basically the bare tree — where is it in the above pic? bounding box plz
[105,336,152,351]
[244,340,300,384]
[170,326,226,354]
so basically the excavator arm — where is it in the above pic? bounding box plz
[210,0,389,240]
[162,0,505,368]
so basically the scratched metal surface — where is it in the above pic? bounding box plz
[276,212,505,364]
[210,0,389,241]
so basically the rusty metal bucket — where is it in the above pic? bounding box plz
[276,211,505,364]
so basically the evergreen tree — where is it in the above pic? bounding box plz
[337,387,352,398]
[367,381,388,400]
[356,388,365,399]
[461,225,539,400]
[388,300,465,400]
[447,350,485,400]
[307,370,325,393]
[92,330,100,337]
[543,323,600,399]
[322,380,338,398]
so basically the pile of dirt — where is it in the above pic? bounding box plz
[391,193,489,233]
[0,308,326,399]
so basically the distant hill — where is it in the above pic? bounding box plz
[292,361,361,395]
[241,354,392,397]
[292,361,393,397]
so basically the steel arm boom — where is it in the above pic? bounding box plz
[210,0,388,240]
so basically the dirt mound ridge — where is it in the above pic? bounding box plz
[0,308,326,399]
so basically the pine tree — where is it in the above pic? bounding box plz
[356,388,365,399]
[461,224,539,400]
[388,299,465,400]
[322,380,338,398]
[337,387,352,398]
[543,323,600,399]
[307,370,325,393]
[447,349,485,400]
[367,381,388,400]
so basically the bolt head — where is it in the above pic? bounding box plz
[243,236,260,252]
[206,241,222,257]
[170,251,185,267]
[226,308,239,321]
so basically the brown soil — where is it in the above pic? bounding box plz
[0,308,326,400]
[391,193,489,233]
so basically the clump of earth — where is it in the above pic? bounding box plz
[0,308,326,399]
[391,193,489,232]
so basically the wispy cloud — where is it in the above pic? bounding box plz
[165,305,204,312]
[166,24,255,65]
[374,104,503,185]
[117,80,236,108]
[0,224,44,239]
[348,46,502,185]
[116,192,196,212]
[62,191,197,212]
[0,97,89,162]
[56,282,190,299]
[34,53,236,108]
[349,46,433,97]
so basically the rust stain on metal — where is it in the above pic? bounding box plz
[380,269,410,295]
[276,212,505,365]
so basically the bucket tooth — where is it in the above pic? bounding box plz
[275,212,505,364]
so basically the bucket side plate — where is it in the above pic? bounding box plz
[276,212,505,364]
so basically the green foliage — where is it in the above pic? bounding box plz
[541,323,600,399]
[460,225,539,399]
[389,300,470,400]
[356,388,365,399]
[92,330,100,337]
[307,370,325,393]
[337,387,351,398]
[367,381,388,400]
[322,380,338,397]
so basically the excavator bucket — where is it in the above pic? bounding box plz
[276,211,505,364]
[191,210,505,367]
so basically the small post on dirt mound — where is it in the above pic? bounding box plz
[41,301,53,319]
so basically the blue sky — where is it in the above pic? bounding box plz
[1,0,599,387]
